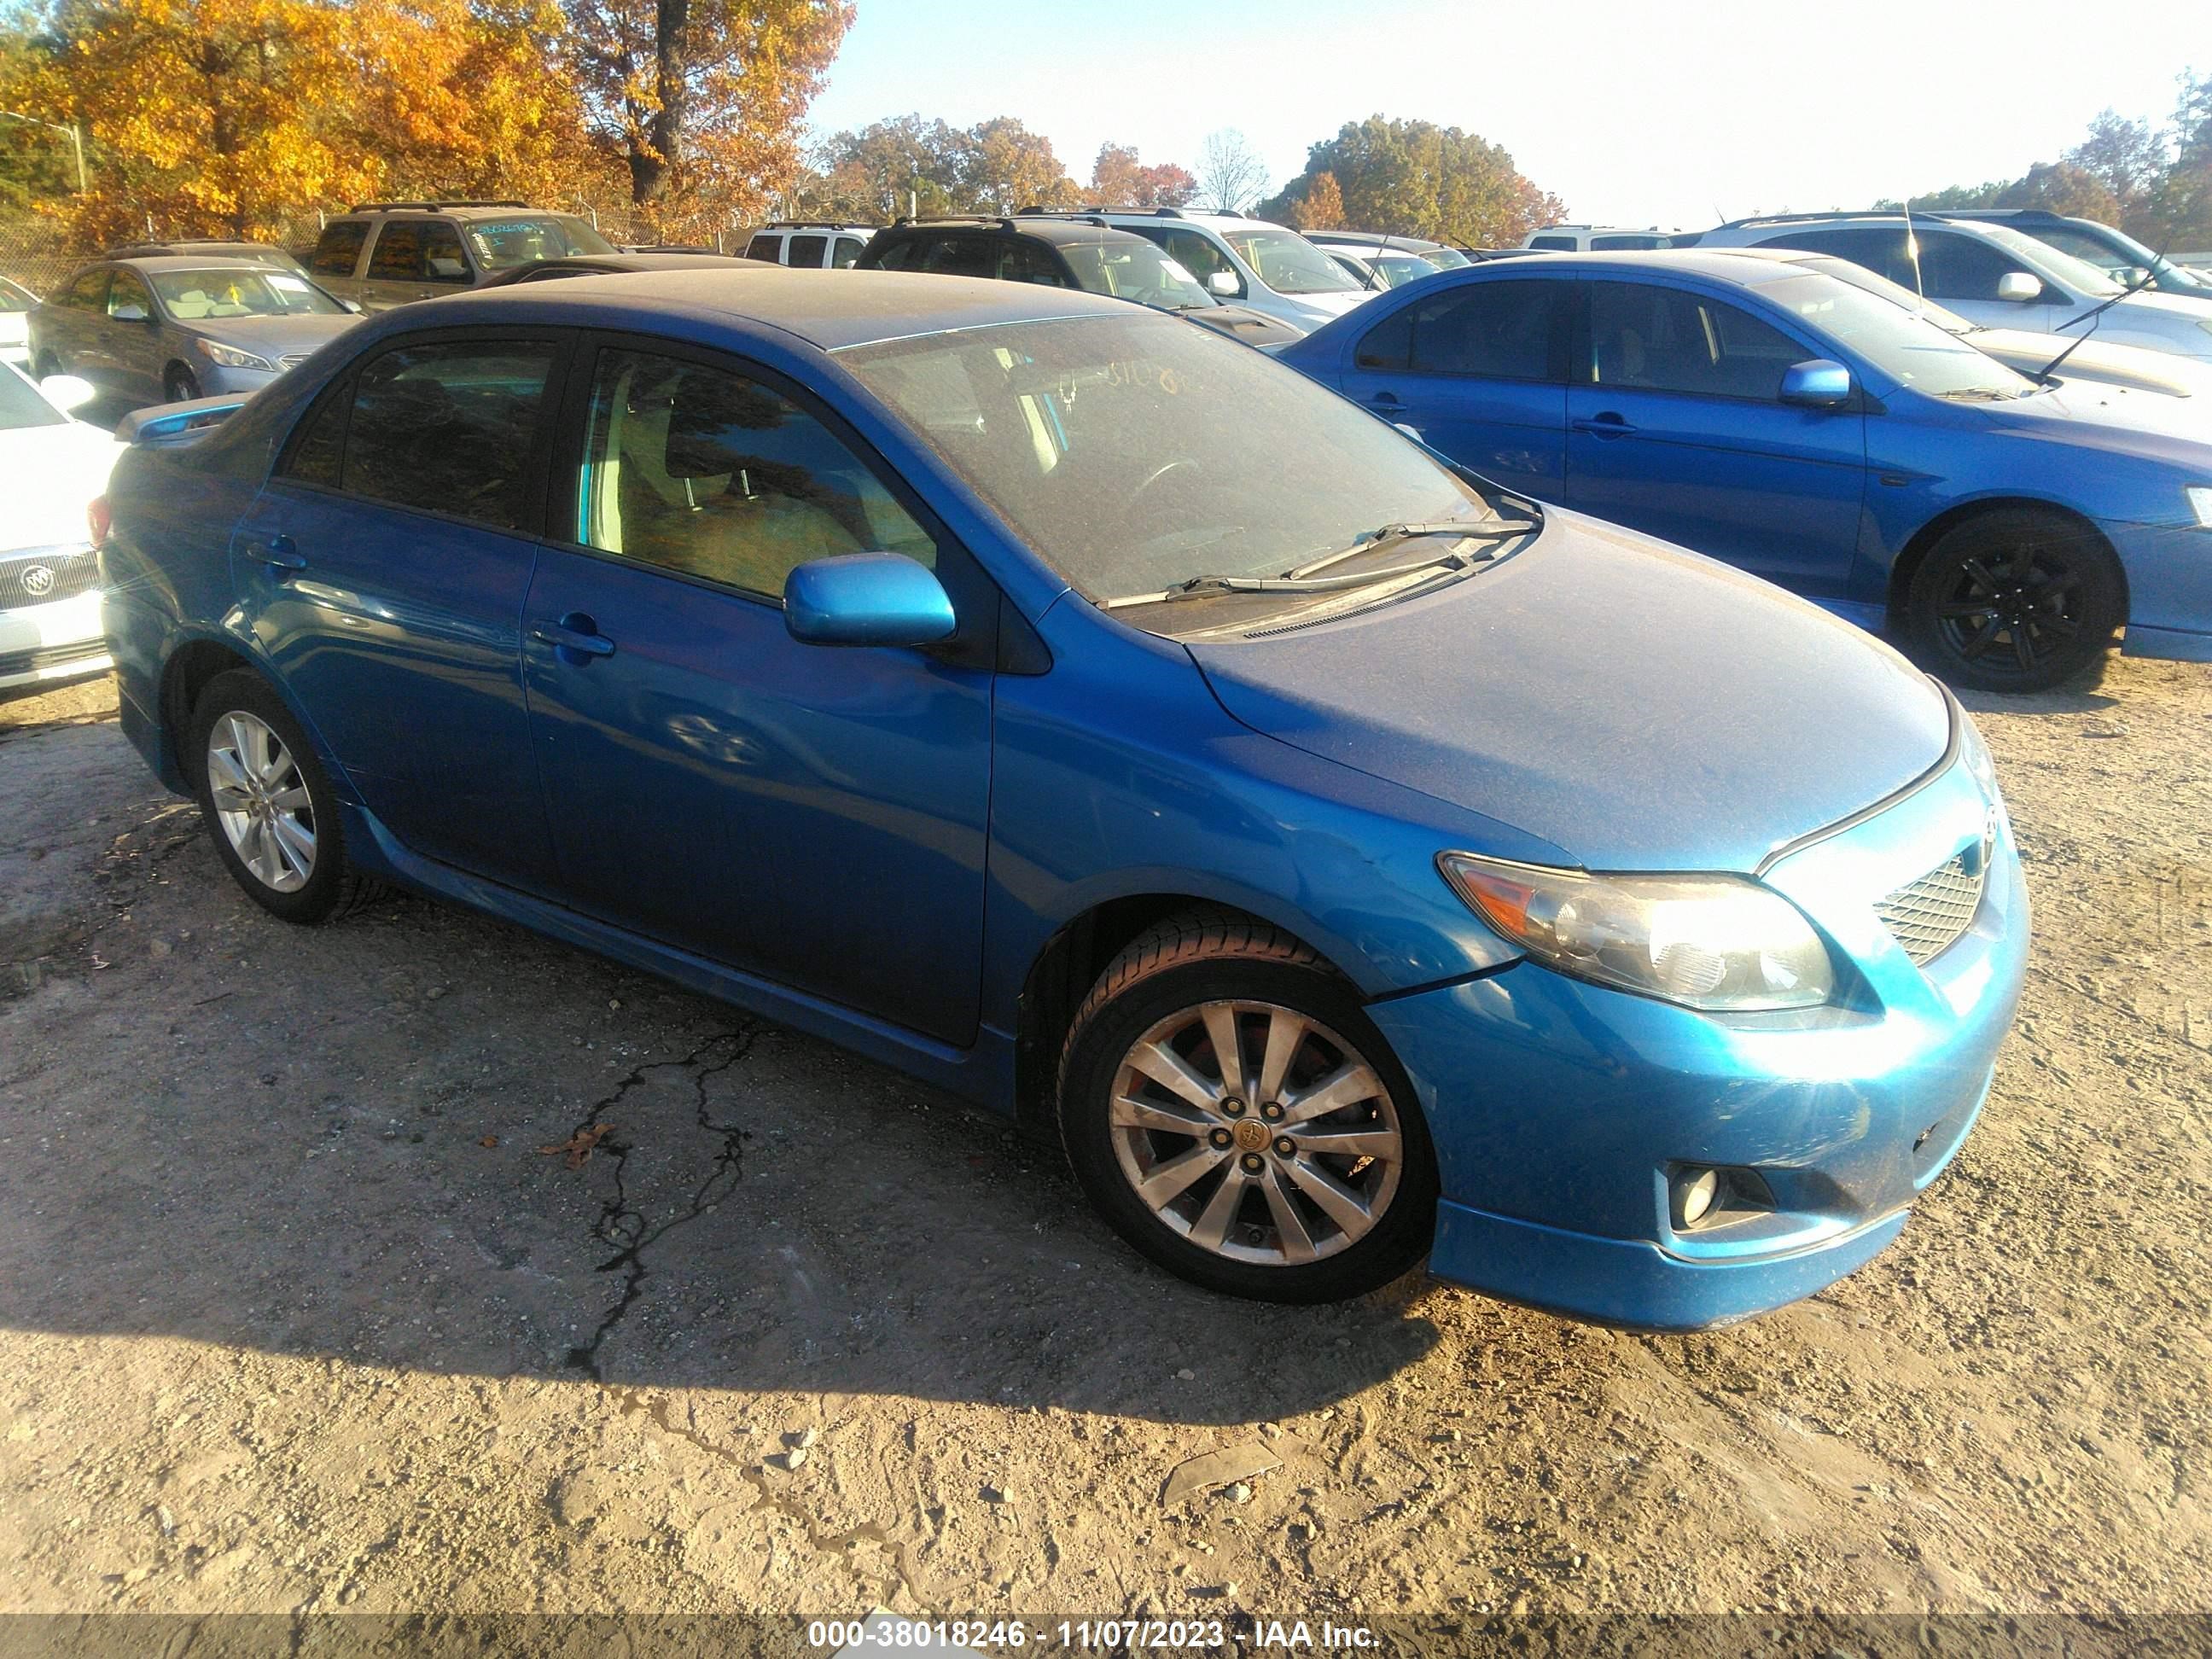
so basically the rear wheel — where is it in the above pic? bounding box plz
[164,364,201,403]
[189,670,371,924]
[1057,911,1437,1303]
[1905,509,2122,692]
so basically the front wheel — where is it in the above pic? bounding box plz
[1904,509,2122,692]
[189,670,371,924]
[165,364,201,404]
[1057,911,1437,1303]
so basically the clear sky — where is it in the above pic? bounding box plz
[805,0,2205,230]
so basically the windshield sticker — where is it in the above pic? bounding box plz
[267,274,309,291]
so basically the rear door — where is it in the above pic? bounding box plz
[518,335,996,1044]
[102,268,164,402]
[1335,276,1569,498]
[42,269,111,381]
[1563,277,1867,596]
[785,233,830,270]
[354,220,474,310]
[229,331,568,885]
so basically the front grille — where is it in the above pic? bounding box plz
[1875,850,1987,966]
[0,544,100,609]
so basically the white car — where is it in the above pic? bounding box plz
[1018,207,1375,332]
[1,363,121,696]
[1696,213,2212,363]
[0,276,37,369]
[1522,224,1685,251]
[1724,247,2212,405]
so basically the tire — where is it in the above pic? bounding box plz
[188,669,371,925]
[33,352,60,381]
[1904,509,2122,693]
[1057,910,1438,1303]
[164,364,201,404]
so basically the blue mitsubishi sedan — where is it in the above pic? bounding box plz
[1279,250,2212,690]
[96,270,2026,1327]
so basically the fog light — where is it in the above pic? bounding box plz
[1675,1167,1720,1228]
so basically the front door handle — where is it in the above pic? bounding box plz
[251,533,306,572]
[531,613,617,660]
[1572,412,1637,438]
[1366,390,1405,408]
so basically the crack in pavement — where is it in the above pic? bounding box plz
[561,1028,760,1380]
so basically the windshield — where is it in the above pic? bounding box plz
[149,267,347,317]
[1369,252,1441,288]
[1972,223,2122,297]
[1422,247,1471,269]
[1220,228,1361,295]
[841,311,1498,626]
[1060,241,1215,311]
[463,215,616,271]
[2050,222,2207,290]
[0,276,32,312]
[0,364,66,429]
[1764,273,2034,399]
[1788,256,1976,334]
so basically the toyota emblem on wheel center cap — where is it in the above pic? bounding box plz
[20,564,54,597]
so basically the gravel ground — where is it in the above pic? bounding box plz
[0,656,2205,1623]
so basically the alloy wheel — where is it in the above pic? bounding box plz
[206,711,317,893]
[1108,999,1404,1266]
[1934,542,2087,680]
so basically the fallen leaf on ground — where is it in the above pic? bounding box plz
[538,1124,612,1168]
[479,1136,498,1149]
[1161,1440,1281,1506]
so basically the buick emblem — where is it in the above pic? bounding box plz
[20,564,54,597]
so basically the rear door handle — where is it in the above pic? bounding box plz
[1572,412,1637,438]
[251,533,306,571]
[531,614,617,659]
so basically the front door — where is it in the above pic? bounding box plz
[1336,276,1569,498]
[230,333,567,885]
[1563,279,1867,597]
[521,339,994,1045]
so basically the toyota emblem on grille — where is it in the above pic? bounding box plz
[20,564,55,597]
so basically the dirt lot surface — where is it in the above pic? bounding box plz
[0,657,2207,1624]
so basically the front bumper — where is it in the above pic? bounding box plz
[1371,750,2027,1329]
[0,588,111,692]
[197,362,282,396]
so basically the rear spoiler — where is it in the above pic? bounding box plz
[117,394,251,447]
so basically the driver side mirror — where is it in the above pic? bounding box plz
[1778,358,1853,408]
[1996,271,2043,304]
[1205,271,1240,297]
[39,373,97,412]
[112,303,150,323]
[784,552,957,649]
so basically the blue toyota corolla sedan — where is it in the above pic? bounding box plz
[1278,250,2212,690]
[96,270,2026,1327]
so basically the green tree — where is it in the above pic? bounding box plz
[808,114,970,219]
[1998,160,2122,224]
[961,115,1075,213]
[1263,116,1563,246]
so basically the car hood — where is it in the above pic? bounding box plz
[1970,327,2212,399]
[1185,509,1951,873]
[1969,379,2212,459]
[1,419,123,551]
[1181,305,1307,348]
[190,313,361,360]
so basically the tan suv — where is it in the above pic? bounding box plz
[308,201,618,311]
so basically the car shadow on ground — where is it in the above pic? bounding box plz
[0,720,1448,1426]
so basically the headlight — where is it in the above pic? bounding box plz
[194,339,274,371]
[1439,853,1835,1012]
[2186,485,2212,528]
[1955,705,2002,803]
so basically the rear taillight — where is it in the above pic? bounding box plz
[87,495,111,548]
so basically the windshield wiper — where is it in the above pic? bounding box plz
[1102,518,1535,610]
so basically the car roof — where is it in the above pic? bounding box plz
[882,218,1155,249]
[98,256,303,276]
[1447,249,1812,286]
[430,265,1132,350]
[537,253,756,273]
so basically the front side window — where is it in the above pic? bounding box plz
[1590,234,1669,251]
[303,340,557,529]
[841,311,1492,619]
[1000,242,1070,286]
[1137,228,1242,297]
[420,223,472,284]
[1759,273,2032,399]
[833,236,865,269]
[1915,232,2023,303]
[151,267,346,318]
[576,347,934,601]
[786,234,830,268]
[106,269,154,318]
[1585,282,1808,400]
[65,269,111,310]
[1060,240,1211,310]
[312,222,369,277]
[916,236,998,280]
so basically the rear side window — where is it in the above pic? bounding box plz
[1590,235,1666,251]
[1763,229,1917,289]
[864,237,920,271]
[1355,281,1563,380]
[312,222,369,277]
[367,224,425,280]
[1528,236,1576,251]
[787,234,829,268]
[283,340,559,530]
[745,234,783,263]
[917,236,997,280]
[65,269,111,309]
[1585,282,1807,400]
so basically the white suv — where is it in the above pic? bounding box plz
[741,223,877,270]
[1016,207,1373,332]
[1697,213,2212,363]
[1521,225,1685,251]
